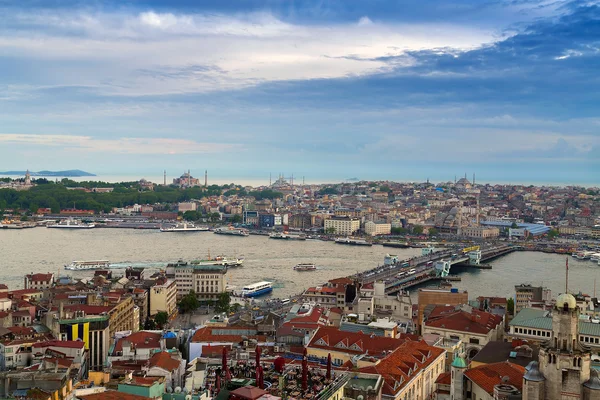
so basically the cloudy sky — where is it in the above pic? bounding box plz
[0,0,598,184]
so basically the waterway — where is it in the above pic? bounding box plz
[1,228,599,300]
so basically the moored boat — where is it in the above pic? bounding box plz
[214,227,249,237]
[294,263,316,271]
[160,222,209,232]
[334,237,372,246]
[65,260,110,270]
[48,219,95,229]
[241,281,273,297]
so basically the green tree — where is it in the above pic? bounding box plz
[144,317,157,330]
[412,225,424,235]
[231,214,243,224]
[154,311,169,328]
[20,215,29,221]
[391,227,407,235]
[510,222,519,229]
[506,297,515,315]
[428,228,439,236]
[209,212,221,222]
[183,210,199,221]
[324,227,336,235]
[548,229,559,239]
[379,185,392,193]
[215,292,231,313]
[178,291,200,314]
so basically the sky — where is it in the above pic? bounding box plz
[0,0,598,185]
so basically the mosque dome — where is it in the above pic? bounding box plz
[451,355,467,369]
[556,293,577,310]
[584,369,600,390]
[523,361,545,382]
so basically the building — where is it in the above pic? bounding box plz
[461,226,500,239]
[417,287,468,333]
[303,277,358,309]
[359,339,446,400]
[24,273,54,290]
[178,202,197,212]
[522,293,600,400]
[364,221,392,236]
[172,171,200,187]
[461,361,525,400]
[149,279,177,317]
[470,340,538,369]
[422,305,504,360]
[355,282,412,322]
[515,284,552,313]
[108,331,164,365]
[324,216,361,236]
[166,261,227,301]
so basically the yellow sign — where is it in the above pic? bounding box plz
[462,246,480,253]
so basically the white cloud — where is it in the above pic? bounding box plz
[0,9,496,96]
[0,134,241,154]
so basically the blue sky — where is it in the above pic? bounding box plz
[0,0,598,185]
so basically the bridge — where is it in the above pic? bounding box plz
[354,244,517,295]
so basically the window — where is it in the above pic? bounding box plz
[469,338,480,345]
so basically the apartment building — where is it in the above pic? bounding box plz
[150,279,178,317]
[166,261,227,301]
[324,216,361,236]
[514,284,551,313]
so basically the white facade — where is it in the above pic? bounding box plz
[150,280,178,316]
[178,202,197,212]
[324,217,361,236]
[364,221,392,236]
[171,265,227,301]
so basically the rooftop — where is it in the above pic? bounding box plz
[307,326,406,357]
[464,361,526,395]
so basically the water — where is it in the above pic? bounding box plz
[1,228,599,300]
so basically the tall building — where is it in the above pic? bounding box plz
[172,170,200,188]
[149,279,177,317]
[324,216,361,236]
[523,293,600,400]
[515,284,552,313]
[417,287,468,333]
[165,262,227,301]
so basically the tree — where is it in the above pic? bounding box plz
[144,317,157,330]
[215,292,231,313]
[379,185,392,193]
[391,227,407,235]
[231,214,243,224]
[324,227,336,235]
[209,212,221,222]
[183,210,199,221]
[548,229,559,239]
[510,222,519,229]
[412,225,424,235]
[154,311,169,328]
[428,228,439,236]
[178,291,200,314]
[506,297,515,315]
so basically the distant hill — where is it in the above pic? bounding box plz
[0,169,96,177]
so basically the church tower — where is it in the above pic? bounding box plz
[538,293,591,399]
[450,354,467,400]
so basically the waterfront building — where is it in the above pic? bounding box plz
[149,279,177,317]
[515,284,552,313]
[417,287,468,333]
[461,226,500,239]
[177,202,197,212]
[364,221,392,236]
[422,305,504,360]
[166,262,227,301]
[355,281,412,322]
[24,273,54,291]
[303,277,358,309]
[324,216,361,236]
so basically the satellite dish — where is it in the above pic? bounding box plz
[166,387,173,393]
[185,396,192,400]
[175,387,182,393]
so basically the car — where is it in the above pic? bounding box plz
[252,306,260,311]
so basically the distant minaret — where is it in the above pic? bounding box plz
[454,175,457,184]
[163,170,166,186]
[473,173,475,186]
[269,173,272,186]
[205,170,207,188]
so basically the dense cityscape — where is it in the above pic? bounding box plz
[0,170,599,400]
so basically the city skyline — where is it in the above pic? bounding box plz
[0,0,598,183]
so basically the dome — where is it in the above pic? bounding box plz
[556,293,577,310]
[584,369,600,390]
[451,355,467,369]
[523,361,545,382]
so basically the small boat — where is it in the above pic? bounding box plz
[48,219,95,229]
[191,254,244,267]
[269,232,290,240]
[65,260,110,270]
[241,281,273,297]
[160,222,209,232]
[334,237,372,246]
[294,263,317,271]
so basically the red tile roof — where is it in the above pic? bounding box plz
[131,376,162,386]
[112,331,162,355]
[359,340,445,396]
[63,304,113,314]
[26,273,53,282]
[307,326,406,356]
[33,340,84,350]
[230,385,267,400]
[464,362,525,395]
[329,277,353,285]
[191,326,267,343]
[148,351,180,372]
[425,307,503,335]
[81,391,150,400]
[435,371,451,385]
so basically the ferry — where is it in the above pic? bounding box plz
[241,281,273,297]
[334,237,372,247]
[160,222,209,232]
[213,227,249,237]
[48,219,95,229]
[575,251,594,260]
[294,263,317,271]
[191,255,244,267]
[65,260,110,270]
[590,253,600,262]
[269,232,290,240]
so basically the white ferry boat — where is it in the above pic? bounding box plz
[269,232,290,240]
[241,281,273,297]
[294,263,316,271]
[160,222,209,232]
[191,255,244,267]
[48,219,95,229]
[214,227,249,237]
[65,260,110,270]
[590,253,600,262]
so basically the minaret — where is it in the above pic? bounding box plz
[205,170,208,188]
[473,173,475,186]
[451,355,467,400]
[164,170,166,186]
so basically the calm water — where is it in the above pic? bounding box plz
[1,228,598,300]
